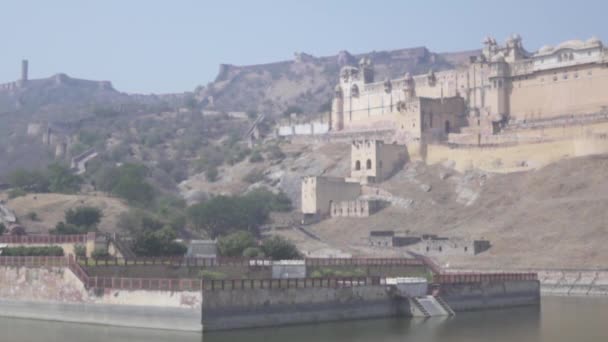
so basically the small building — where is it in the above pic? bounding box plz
[350,140,407,183]
[301,176,361,217]
[369,230,395,247]
[369,230,421,247]
[272,260,306,279]
[186,240,218,258]
[412,237,491,256]
[330,199,381,217]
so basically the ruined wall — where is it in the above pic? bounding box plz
[0,266,202,331]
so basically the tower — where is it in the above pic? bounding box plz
[19,60,28,87]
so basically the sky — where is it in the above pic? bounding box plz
[2,0,608,94]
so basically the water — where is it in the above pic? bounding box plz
[1,297,607,342]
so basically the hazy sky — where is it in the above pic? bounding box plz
[2,0,608,93]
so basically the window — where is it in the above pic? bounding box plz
[563,73,568,80]
[366,159,372,170]
[439,246,443,252]
[464,246,468,252]
[355,160,361,170]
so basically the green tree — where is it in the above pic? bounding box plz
[47,163,82,193]
[249,150,264,163]
[261,236,301,260]
[217,231,257,257]
[7,169,49,192]
[65,206,102,230]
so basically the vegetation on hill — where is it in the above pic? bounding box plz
[217,231,300,260]
[187,188,292,238]
[7,163,82,197]
[51,206,103,234]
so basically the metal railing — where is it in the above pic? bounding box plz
[305,258,424,267]
[202,276,385,291]
[0,234,88,244]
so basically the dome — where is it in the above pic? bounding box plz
[555,39,585,51]
[538,45,553,54]
[586,37,602,46]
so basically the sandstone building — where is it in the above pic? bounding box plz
[330,35,608,146]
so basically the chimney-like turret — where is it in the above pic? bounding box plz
[21,60,28,84]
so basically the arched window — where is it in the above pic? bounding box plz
[355,160,361,170]
[366,159,372,170]
[445,120,451,134]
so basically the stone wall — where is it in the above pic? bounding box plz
[426,136,608,173]
[301,176,361,215]
[202,285,409,331]
[0,266,202,331]
[440,280,540,311]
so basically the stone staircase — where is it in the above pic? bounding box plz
[410,295,454,318]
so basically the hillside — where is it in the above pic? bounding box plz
[295,155,608,269]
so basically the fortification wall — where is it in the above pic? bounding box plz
[0,266,202,331]
[510,64,608,120]
[426,137,608,173]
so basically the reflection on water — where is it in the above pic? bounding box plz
[1,297,608,342]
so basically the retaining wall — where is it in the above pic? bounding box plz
[439,280,540,311]
[202,284,409,331]
[0,265,202,331]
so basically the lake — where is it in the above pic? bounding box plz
[1,296,607,342]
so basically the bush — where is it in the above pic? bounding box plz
[74,244,86,258]
[249,150,264,163]
[7,188,27,199]
[242,246,265,258]
[206,166,219,182]
[51,222,84,235]
[27,211,39,221]
[242,169,265,184]
[91,248,111,260]
[217,231,256,257]
[261,236,301,260]
[266,145,285,160]
[1,246,64,256]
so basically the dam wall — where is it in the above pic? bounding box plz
[439,280,540,311]
[202,274,540,331]
[202,280,409,331]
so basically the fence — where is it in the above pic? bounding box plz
[203,276,385,291]
[78,256,273,267]
[433,272,538,284]
[0,234,88,244]
[305,258,424,267]
[0,256,67,267]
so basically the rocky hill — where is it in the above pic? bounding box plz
[196,47,478,116]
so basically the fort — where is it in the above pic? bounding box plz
[299,35,608,219]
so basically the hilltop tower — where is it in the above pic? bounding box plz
[20,59,28,86]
